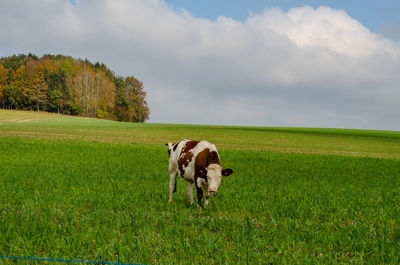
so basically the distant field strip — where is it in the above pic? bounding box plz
[1,110,400,159]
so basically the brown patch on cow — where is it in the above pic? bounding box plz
[195,149,220,175]
[194,149,221,190]
[173,141,181,151]
[178,141,199,176]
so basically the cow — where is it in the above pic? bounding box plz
[165,139,233,206]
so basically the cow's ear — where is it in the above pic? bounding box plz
[222,168,233,177]
[165,143,169,146]
[199,167,207,176]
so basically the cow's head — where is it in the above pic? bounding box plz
[199,164,233,195]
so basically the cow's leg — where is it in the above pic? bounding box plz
[168,170,177,203]
[196,186,203,206]
[195,177,203,206]
[185,182,194,205]
[204,189,210,206]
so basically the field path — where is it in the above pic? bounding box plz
[17,118,37,123]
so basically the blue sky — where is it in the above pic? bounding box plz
[165,0,400,40]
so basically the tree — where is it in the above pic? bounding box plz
[73,68,96,116]
[21,60,38,110]
[94,72,116,119]
[7,65,27,109]
[0,54,27,71]
[124,76,150,122]
[0,54,149,122]
[45,68,68,113]
[0,65,8,108]
[114,76,129,121]
[30,69,48,111]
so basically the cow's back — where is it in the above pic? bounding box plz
[168,139,188,167]
[194,146,220,172]
[175,140,219,181]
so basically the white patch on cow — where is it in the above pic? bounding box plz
[204,189,210,206]
[186,182,194,204]
[168,140,188,202]
[168,140,187,173]
[196,177,207,188]
[206,163,222,192]
[196,177,202,188]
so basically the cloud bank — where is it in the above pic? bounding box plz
[1,0,400,130]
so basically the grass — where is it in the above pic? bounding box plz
[1,110,400,264]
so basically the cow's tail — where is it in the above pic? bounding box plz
[165,142,173,156]
[165,142,173,150]
[165,142,176,193]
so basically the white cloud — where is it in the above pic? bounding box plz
[1,0,400,130]
[248,6,400,58]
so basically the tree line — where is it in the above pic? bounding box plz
[0,54,149,122]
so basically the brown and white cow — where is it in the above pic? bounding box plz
[166,139,233,206]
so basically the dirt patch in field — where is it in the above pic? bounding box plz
[17,119,37,123]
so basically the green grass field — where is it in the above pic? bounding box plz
[1,110,400,264]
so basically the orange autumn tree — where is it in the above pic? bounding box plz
[21,60,48,111]
[0,64,8,108]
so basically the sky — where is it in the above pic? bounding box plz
[166,0,400,40]
[1,0,400,130]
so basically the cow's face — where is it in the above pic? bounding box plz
[200,164,233,195]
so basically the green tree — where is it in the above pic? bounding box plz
[0,54,28,71]
[7,65,28,109]
[45,68,68,113]
[114,76,129,121]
